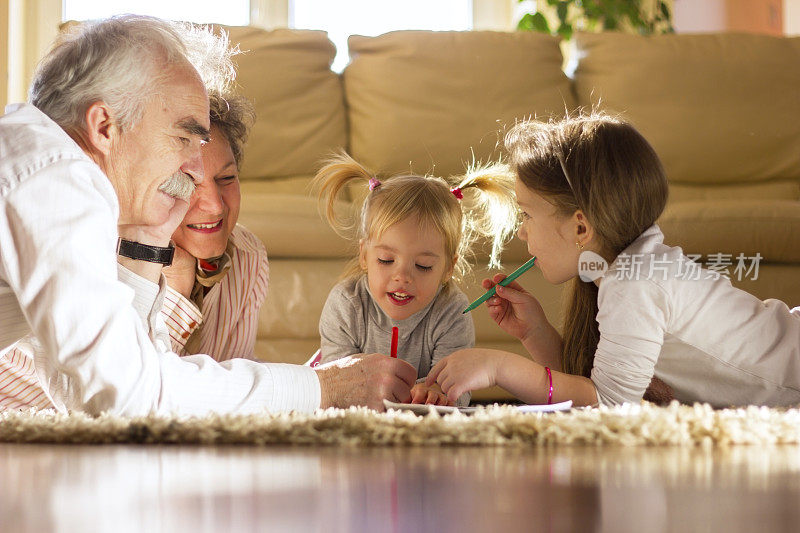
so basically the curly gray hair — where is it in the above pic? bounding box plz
[208,92,255,170]
[29,15,237,134]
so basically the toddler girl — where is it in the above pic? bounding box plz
[314,152,517,406]
[428,113,800,408]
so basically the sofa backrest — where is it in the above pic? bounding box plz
[229,27,800,267]
[223,26,347,186]
[344,31,576,179]
[573,31,800,187]
[227,27,800,193]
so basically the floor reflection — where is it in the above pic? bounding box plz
[2,444,800,532]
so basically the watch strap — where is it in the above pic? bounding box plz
[117,238,175,266]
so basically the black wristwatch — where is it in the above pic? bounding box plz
[116,238,175,266]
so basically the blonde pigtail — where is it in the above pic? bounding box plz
[453,161,519,270]
[312,151,377,240]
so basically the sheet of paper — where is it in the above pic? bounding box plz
[383,399,572,415]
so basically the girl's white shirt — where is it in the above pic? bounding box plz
[591,225,800,407]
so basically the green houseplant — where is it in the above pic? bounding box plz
[517,0,674,39]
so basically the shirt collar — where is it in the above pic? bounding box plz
[188,240,234,308]
[604,224,665,274]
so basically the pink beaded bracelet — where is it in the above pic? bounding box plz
[544,366,553,405]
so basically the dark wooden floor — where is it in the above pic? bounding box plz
[2,443,800,532]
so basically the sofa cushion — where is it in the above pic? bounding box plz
[222,26,347,180]
[345,31,576,177]
[573,32,800,185]
[257,259,349,340]
[659,200,800,263]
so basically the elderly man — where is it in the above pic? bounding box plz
[0,91,264,409]
[0,15,415,415]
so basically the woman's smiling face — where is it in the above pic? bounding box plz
[360,216,455,321]
[171,125,241,259]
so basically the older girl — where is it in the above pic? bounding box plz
[428,114,800,408]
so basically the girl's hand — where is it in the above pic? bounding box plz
[409,382,453,406]
[483,274,549,344]
[426,349,505,403]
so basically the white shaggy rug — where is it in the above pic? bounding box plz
[1,402,799,447]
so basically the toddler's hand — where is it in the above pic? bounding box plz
[409,382,453,406]
[483,274,547,343]
[426,348,502,404]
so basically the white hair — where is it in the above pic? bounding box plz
[29,15,237,133]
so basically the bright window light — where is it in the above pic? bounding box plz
[62,0,250,25]
[291,0,473,71]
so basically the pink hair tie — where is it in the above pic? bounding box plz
[450,187,463,200]
[544,366,553,404]
[368,177,381,191]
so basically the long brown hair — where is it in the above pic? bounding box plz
[312,151,519,285]
[505,113,668,376]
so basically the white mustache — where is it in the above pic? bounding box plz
[158,171,196,202]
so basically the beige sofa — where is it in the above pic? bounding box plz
[224,27,800,399]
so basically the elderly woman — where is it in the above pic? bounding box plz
[160,92,268,361]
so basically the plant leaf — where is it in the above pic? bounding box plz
[557,21,573,40]
[516,0,674,38]
[659,1,671,20]
[556,1,569,24]
[517,12,552,34]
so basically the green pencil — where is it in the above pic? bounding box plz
[462,256,537,314]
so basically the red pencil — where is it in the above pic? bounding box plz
[390,327,398,358]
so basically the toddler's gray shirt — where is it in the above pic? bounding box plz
[319,275,475,405]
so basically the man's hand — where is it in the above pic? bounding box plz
[118,197,190,247]
[117,198,190,284]
[162,244,197,299]
[315,354,417,411]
